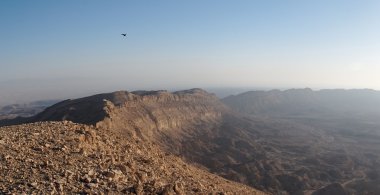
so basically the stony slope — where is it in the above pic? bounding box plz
[0,121,265,194]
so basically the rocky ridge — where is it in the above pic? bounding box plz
[1,89,227,155]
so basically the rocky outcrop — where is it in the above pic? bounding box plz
[1,89,227,152]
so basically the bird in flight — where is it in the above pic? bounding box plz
[121,33,127,37]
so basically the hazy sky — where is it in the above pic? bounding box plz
[1,1,380,104]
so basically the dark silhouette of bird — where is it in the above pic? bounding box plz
[121,33,127,37]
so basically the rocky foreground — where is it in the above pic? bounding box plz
[0,121,265,194]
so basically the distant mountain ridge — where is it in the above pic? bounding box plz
[0,100,60,120]
[222,88,380,118]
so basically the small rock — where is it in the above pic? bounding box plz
[162,184,175,195]
[88,169,95,176]
[103,171,115,179]
[113,169,124,181]
[79,148,87,156]
[85,183,98,188]
[32,147,43,152]
[30,182,38,188]
[81,175,92,183]
[55,182,63,192]
[137,172,147,182]
[174,182,184,194]
[134,182,144,195]
[117,164,129,174]
[91,178,100,184]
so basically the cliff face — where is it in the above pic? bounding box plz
[97,89,225,151]
[23,89,225,152]
[34,89,223,124]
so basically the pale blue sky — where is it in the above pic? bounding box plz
[1,1,380,104]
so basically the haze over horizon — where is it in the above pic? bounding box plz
[1,1,380,105]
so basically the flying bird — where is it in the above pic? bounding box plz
[121,33,127,37]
